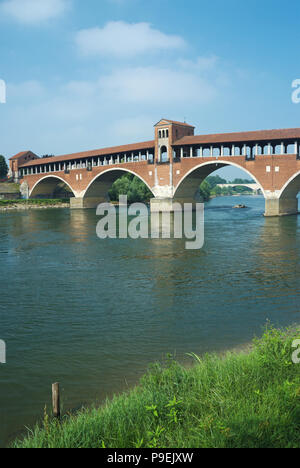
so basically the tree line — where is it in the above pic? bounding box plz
[199,175,255,200]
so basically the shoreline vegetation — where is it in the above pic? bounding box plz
[0,199,70,211]
[12,326,300,449]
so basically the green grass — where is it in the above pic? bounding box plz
[13,326,300,448]
[0,182,20,194]
[0,199,70,206]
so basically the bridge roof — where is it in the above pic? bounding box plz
[19,140,155,168]
[173,128,300,146]
[154,119,195,128]
[9,151,32,160]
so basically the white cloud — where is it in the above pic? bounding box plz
[1,0,69,24]
[8,80,46,101]
[99,65,218,104]
[109,115,155,141]
[2,58,224,157]
[1,16,234,159]
[75,21,186,58]
[178,55,219,71]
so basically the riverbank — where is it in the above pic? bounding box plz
[0,194,260,212]
[0,199,70,211]
[12,326,300,448]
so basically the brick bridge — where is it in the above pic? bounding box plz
[8,119,300,216]
[216,183,261,194]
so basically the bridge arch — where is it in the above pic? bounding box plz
[174,160,266,201]
[29,175,76,199]
[278,170,300,200]
[83,167,155,200]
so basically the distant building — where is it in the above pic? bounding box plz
[0,183,20,200]
[8,151,38,182]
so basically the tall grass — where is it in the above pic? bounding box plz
[0,199,69,206]
[13,326,300,448]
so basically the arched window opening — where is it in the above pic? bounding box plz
[274,144,281,155]
[255,145,262,156]
[160,145,168,162]
[246,146,252,158]
[263,145,269,155]
[286,144,295,154]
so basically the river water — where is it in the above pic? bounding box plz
[0,195,300,446]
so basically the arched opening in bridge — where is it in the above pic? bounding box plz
[83,169,155,205]
[30,176,75,199]
[160,146,168,163]
[174,161,265,206]
[278,171,300,214]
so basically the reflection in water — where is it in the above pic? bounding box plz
[69,209,92,243]
[0,196,300,446]
[250,216,300,316]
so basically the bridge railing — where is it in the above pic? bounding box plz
[173,140,300,162]
[20,150,155,177]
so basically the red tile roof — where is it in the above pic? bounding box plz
[155,119,195,128]
[173,128,300,146]
[9,151,31,160]
[19,140,155,168]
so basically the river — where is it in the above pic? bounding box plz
[0,195,300,446]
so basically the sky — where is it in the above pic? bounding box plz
[1,0,300,179]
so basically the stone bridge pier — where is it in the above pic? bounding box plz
[264,195,298,217]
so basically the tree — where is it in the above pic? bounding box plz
[199,180,211,201]
[205,175,227,188]
[230,178,254,184]
[212,185,222,196]
[109,174,152,203]
[0,155,8,179]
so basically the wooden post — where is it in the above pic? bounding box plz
[52,382,60,419]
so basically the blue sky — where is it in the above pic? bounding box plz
[1,0,300,179]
